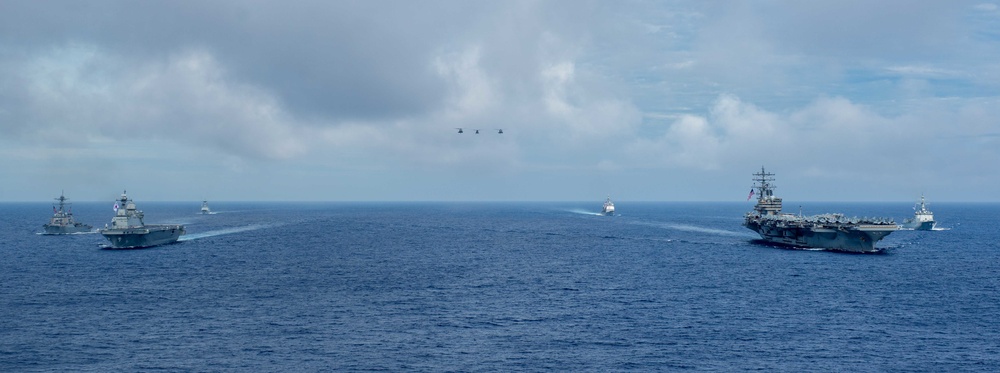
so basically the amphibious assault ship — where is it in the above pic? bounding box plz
[99,191,185,249]
[743,168,899,253]
[42,192,93,234]
[901,195,936,231]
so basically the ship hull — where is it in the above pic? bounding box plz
[42,223,93,235]
[744,221,896,253]
[100,224,185,249]
[902,220,936,231]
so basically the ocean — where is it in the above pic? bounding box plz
[2,201,998,371]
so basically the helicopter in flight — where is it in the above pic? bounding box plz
[455,128,502,134]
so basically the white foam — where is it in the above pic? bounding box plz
[178,224,278,241]
[633,221,752,237]
[566,209,605,216]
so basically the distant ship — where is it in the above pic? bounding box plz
[200,200,211,214]
[602,196,615,215]
[42,192,93,234]
[743,167,899,253]
[99,191,185,249]
[901,195,936,231]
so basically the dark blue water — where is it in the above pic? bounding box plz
[2,202,999,371]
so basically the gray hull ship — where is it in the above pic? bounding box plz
[42,192,93,234]
[602,196,615,215]
[743,168,899,253]
[99,191,185,249]
[901,195,936,231]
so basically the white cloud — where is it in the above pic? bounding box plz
[541,62,576,117]
[625,93,985,182]
[129,49,308,159]
[10,45,311,160]
[975,3,998,12]
[2,1,1000,201]
[434,46,498,120]
[885,65,963,79]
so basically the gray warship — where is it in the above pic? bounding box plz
[743,167,899,253]
[99,191,185,249]
[602,196,615,215]
[901,195,936,231]
[42,192,93,234]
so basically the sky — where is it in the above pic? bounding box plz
[1,1,999,202]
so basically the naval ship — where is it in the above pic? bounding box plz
[901,195,936,231]
[743,168,899,253]
[99,191,185,249]
[42,192,93,234]
[602,196,615,215]
[200,200,211,214]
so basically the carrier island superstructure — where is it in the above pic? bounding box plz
[743,167,899,253]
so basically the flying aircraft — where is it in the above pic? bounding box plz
[454,128,503,134]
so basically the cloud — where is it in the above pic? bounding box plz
[700,1,965,59]
[4,44,309,160]
[626,93,1000,179]
[434,46,498,121]
[975,3,998,12]
[2,1,1000,201]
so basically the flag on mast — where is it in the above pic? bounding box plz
[747,188,755,201]
[113,202,119,212]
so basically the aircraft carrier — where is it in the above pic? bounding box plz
[743,167,899,253]
[99,191,185,249]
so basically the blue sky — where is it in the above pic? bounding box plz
[1,1,998,202]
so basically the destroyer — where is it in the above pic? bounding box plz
[200,200,211,214]
[99,191,185,249]
[42,192,93,234]
[743,167,899,253]
[602,196,615,215]
[901,195,936,231]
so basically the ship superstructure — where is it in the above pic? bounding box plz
[742,167,899,253]
[42,192,93,234]
[602,196,615,215]
[99,191,185,249]
[902,195,936,231]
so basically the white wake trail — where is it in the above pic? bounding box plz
[179,224,279,241]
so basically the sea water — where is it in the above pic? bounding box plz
[2,201,998,371]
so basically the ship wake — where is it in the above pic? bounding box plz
[179,224,278,241]
[566,209,606,216]
[634,221,754,237]
[751,239,892,254]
